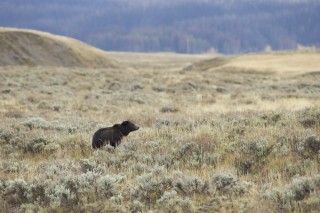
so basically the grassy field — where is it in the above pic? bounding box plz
[0,50,320,212]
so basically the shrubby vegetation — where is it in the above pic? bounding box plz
[0,52,320,211]
[1,108,320,212]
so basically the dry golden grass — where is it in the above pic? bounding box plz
[188,51,320,76]
[0,48,320,212]
[227,51,320,76]
[0,28,115,67]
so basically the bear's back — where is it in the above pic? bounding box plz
[92,127,113,149]
[92,126,123,149]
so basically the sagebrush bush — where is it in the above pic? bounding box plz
[19,203,46,213]
[156,190,195,213]
[297,135,320,158]
[265,175,320,212]
[211,171,253,196]
[2,179,29,205]
[0,127,13,144]
[130,200,144,213]
[156,190,180,212]
[108,194,128,212]
[96,174,125,198]
[162,142,196,168]
[299,108,320,128]
[283,159,315,178]
[132,166,173,204]
[239,138,272,160]
[22,117,50,130]
[235,138,274,174]
[212,171,238,193]
[1,161,28,173]
[79,158,95,172]
[173,172,211,195]
[45,183,76,207]
[286,176,314,201]
[271,136,291,157]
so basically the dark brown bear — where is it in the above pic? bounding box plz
[92,121,139,149]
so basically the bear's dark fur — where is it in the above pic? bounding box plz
[92,120,139,149]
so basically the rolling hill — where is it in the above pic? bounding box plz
[184,51,320,76]
[0,28,116,67]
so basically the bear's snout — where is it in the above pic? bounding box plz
[134,125,140,131]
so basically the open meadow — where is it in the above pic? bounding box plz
[1,49,320,212]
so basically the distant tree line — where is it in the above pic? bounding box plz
[0,0,319,54]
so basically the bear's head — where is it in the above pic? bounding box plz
[120,120,139,136]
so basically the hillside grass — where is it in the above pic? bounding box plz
[0,51,320,212]
[0,28,116,68]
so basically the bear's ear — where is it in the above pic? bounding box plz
[122,121,130,126]
[113,124,120,128]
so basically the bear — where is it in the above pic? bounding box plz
[92,120,139,149]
